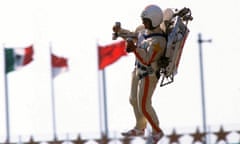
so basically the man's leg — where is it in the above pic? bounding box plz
[138,75,164,143]
[122,69,146,136]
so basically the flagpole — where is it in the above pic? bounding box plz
[3,45,10,143]
[4,73,10,143]
[98,69,109,138]
[97,42,109,137]
[102,69,109,137]
[49,42,57,140]
[198,33,212,144]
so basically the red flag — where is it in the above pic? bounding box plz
[98,40,127,70]
[51,54,68,77]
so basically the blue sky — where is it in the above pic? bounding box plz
[0,0,240,143]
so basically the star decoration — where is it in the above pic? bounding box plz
[167,128,182,144]
[213,126,230,143]
[48,139,63,144]
[120,136,132,144]
[47,136,63,144]
[190,127,206,143]
[95,133,111,144]
[71,134,87,144]
[26,136,38,144]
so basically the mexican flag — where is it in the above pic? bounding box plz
[51,53,68,78]
[5,45,34,73]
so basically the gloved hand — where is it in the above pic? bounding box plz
[159,56,170,68]
[112,22,121,40]
[112,22,121,33]
[126,38,136,52]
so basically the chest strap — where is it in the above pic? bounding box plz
[143,33,167,40]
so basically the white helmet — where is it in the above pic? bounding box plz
[141,5,163,28]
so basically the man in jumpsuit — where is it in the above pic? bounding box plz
[120,4,167,143]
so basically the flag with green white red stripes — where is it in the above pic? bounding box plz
[4,45,34,73]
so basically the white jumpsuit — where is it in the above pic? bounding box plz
[130,26,166,134]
